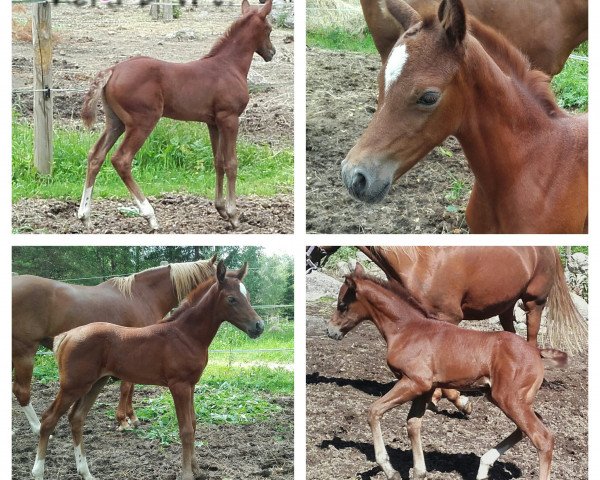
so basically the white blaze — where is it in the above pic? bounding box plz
[239,283,248,297]
[385,44,409,92]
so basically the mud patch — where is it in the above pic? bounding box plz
[12,193,293,234]
[306,48,471,234]
[12,381,293,479]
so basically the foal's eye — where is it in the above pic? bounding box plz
[227,296,237,304]
[417,91,440,107]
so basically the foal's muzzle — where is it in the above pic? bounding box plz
[248,319,265,339]
[326,324,344,341]
[341,159,391,204]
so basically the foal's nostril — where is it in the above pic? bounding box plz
[256,321,264,331]
[351,171,367,195]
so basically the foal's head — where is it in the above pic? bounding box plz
[328,263,371,340]
[242,0,276,62]
[215,260,264,338]
[341,0,468,203]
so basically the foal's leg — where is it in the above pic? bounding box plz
[32,387,87,479]
[13,346,41,435]
[368,377,429,480]
[208,124,227,220]
[170,382,196,480]
[216,113,241,229]
[440,388,472,416]
[476,428,524,479]
[189,387,201,476]
[110,123,159,230]
[116,381,138,430]
[68,377,110,480]
[78,104,125,227]
[406,394,431,479]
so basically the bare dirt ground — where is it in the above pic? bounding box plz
[12,193,293,233]
[12,380,293,479]
[12,1,294,234]
[306,301,588,479]
[306,48,472,234]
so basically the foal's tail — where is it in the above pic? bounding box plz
[545,250,587,354]
[81,68,113,129]
[539,348,568,369]
[53,332,68,359]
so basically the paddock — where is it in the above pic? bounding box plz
[12,1,294,233]
[306,265,588,479]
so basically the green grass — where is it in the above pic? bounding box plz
[307,28,377,54]
[12,115,294,202]
[551,42,588,112]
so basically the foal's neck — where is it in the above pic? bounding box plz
[360,279,422,344]
[207,23,260,77]
[454,37,562,184]
[174,287,222,345]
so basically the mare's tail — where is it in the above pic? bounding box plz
[545,249,587,354]
[81,68,113,129]
[539,348,568,368]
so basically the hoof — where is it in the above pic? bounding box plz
[229,217,240,229]
[390,472,402,480]
[146,216,160,231]
[117,420,133,432]
[129,418,141,428]
[410,467,428,479]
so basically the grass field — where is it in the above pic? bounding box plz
[12,115,294,202]
[31,319,294,445]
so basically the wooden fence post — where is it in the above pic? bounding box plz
[32,2,53,175]
[163,0,173,21]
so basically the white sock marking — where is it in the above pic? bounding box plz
[78,186,93,219]
[385,44,409,92]
[477,448,500,479]
[458,395,470,408]
[22,402,41,434]
[32,456,45,479]
[74,444,93,478]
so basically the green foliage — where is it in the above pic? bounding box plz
[12,116,293,201]
[307,28,377,54]
[32,352,58,384]
[551,61,588,111]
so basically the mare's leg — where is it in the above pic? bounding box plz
[170,382,196,480]
[523,299,545,347]
[32,387,89,479]
[110,123,159,230]
[368,377,430,480]
[498,307,517,334]
[13,346,41,434]
[208,124,227,220]
[406,394,431,479]
[68,377,110,480]
[189,388,201,476]
[78,103,125,227]
[116,381,138,430]
[216,113,240,229]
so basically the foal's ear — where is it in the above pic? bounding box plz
[344,275,357,291]
[385,0,420,32]
[259,0,273,18]
[216,260,226,285]
[241,0,250,14]
[237,262,249,280]
[438,0,466,45]
[354,262,366,277]
[209,254,218,266]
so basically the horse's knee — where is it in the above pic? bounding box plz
[13,382,31,407]
[110,156,130,177]
[178,425,195,445]
[406,416,422,437]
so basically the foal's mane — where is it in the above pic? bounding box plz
[465,17,564,117]
[108,259,215,301]
[205,14,255,58]
[160,275,218,323]
[354,271,430,318]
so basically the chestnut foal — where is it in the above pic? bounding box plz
[79,0,275,230]
[328,263,567,480]
[342,0,587,233]
[32,261,263,480]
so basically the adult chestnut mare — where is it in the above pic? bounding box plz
[328,263,567,480]
[12,256,216,434]
[342,0,588,233]
[362,0,587,76]
[78,0,275,230]
[308,245,586,413]
[31,261,263,480]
